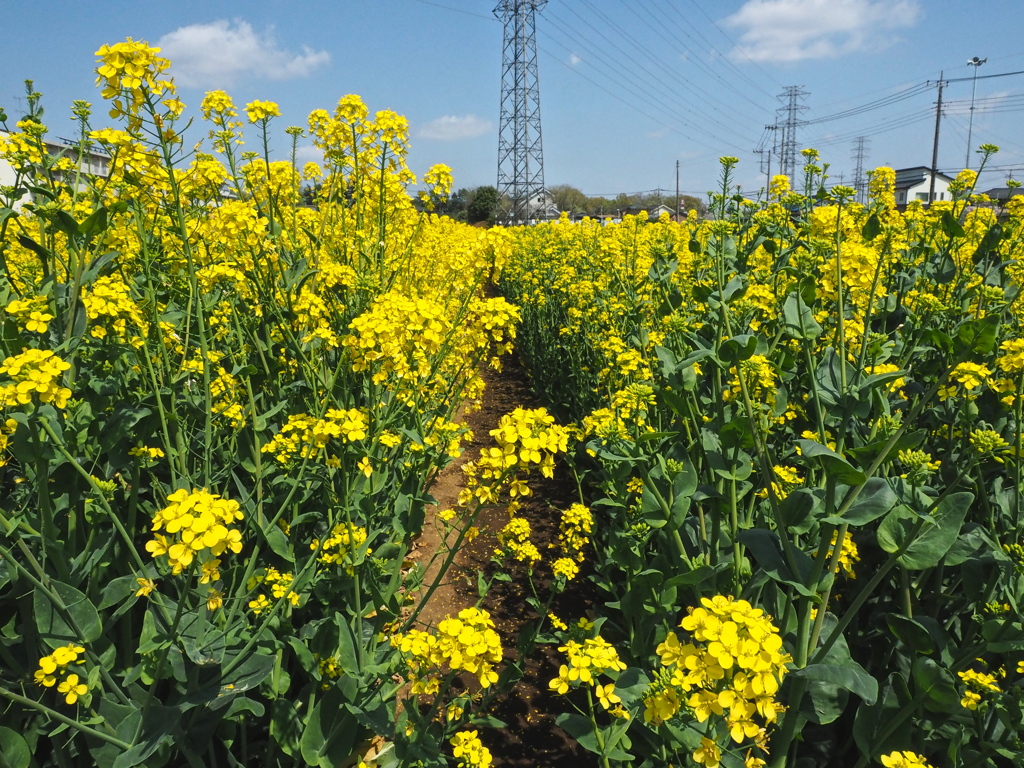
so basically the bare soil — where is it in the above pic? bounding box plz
[408,352,599,767]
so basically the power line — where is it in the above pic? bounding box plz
[541,3,756,146]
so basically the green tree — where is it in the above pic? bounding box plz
[548,184,587,215]
[467,186,498,225]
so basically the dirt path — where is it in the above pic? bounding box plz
[408,352,598,767]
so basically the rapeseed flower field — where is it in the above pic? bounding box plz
[2,37,1023,768]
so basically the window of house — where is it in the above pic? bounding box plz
[915,192,929,201]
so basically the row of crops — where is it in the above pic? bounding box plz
[1,38,1022,768]
[494,158,1024,767]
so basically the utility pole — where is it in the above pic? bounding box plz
[851,136,869,203]
[929,72,945,206]
[965,56,987,169]
[495,0,547,225]
[675,160,680,220]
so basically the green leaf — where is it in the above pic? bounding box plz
[555,712,601,754]
[719,334,758,364]
[826,478,896,525]
[886,614,950,657]
[270,700,303,758]
[0,727,30,768]
[34,580,102,646]
[911,657,960,713]
[861,212,881,240]
[796,439,867,485]
[779,488,820,534]
[783,292,822,339]
[940,209,965,238]
[955,316,999,356]
[737,528,817,597]
[898,492,972,570]
[300,686,359,768]
[794,663,878,705]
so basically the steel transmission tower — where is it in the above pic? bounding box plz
[851,136,870,203]
[495,0,547,225]
[775,86,808,180]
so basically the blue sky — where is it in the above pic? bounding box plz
[3,0,1023,200]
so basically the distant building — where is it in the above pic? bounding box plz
[526,188,559,223]
[894,167,954,209]
[982,186,1024,203]
[0,131,110,210]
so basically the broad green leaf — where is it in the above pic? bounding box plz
[555,712,602,754]
[911,657,960,713]
[300,686,359,768]
[0,727,30,768]
[861,212,881,240]
[827,478,896,525]
[719,334,758,364]
[794,663,878,705]
[778,488,820,534]
[796,439,867,485]
[899,492,972,570]
[940,209,965,238]
[783,292,822,339]
[737,528,817,597]
[34,580,102,647]
[954,315,999,356]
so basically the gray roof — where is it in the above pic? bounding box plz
[982,187,1024,201]
[894,167,954,190]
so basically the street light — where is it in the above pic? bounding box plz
[965,56,987,169]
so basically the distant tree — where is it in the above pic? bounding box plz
[548,184,587,215]
[433,187,469,220]
[467,186,498,225]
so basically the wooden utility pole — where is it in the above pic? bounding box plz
[929,72,944,206]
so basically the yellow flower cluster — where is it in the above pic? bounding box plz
[938,362,992,401]
[558,503,593,561]
[312,522,370,573]
[261,409,369,464]
[146,488,244,575]
[460,407,571,507]
[450,730,492,768]
[245,100,281,123]
[391,607,503,691]
[881,750,935,768]
[970,429,1010,461]
[5,296,53,334]
[94,39,173,123]
[0,348,73,409]
[898,449,941,484]
[81,275,149,345]
[644,596,789,760]
[495,516,540,566]
[820,530,860,578]
[957,668,1000,710]
[248,566,301,608]
[548,636,629,718]
[34,644,88,705]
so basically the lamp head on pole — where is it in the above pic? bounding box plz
[968,57,987,66]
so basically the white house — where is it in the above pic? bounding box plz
[894,167,954,208]
[0,130,111,210]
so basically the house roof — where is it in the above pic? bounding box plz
[982,186,1024,201]
[894,167,955,189]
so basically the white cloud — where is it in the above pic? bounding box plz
[294,144,325,166]
[157,19,330,88]
[724,0,920,63]
[417,115,493,141]
[569,53,582,67]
